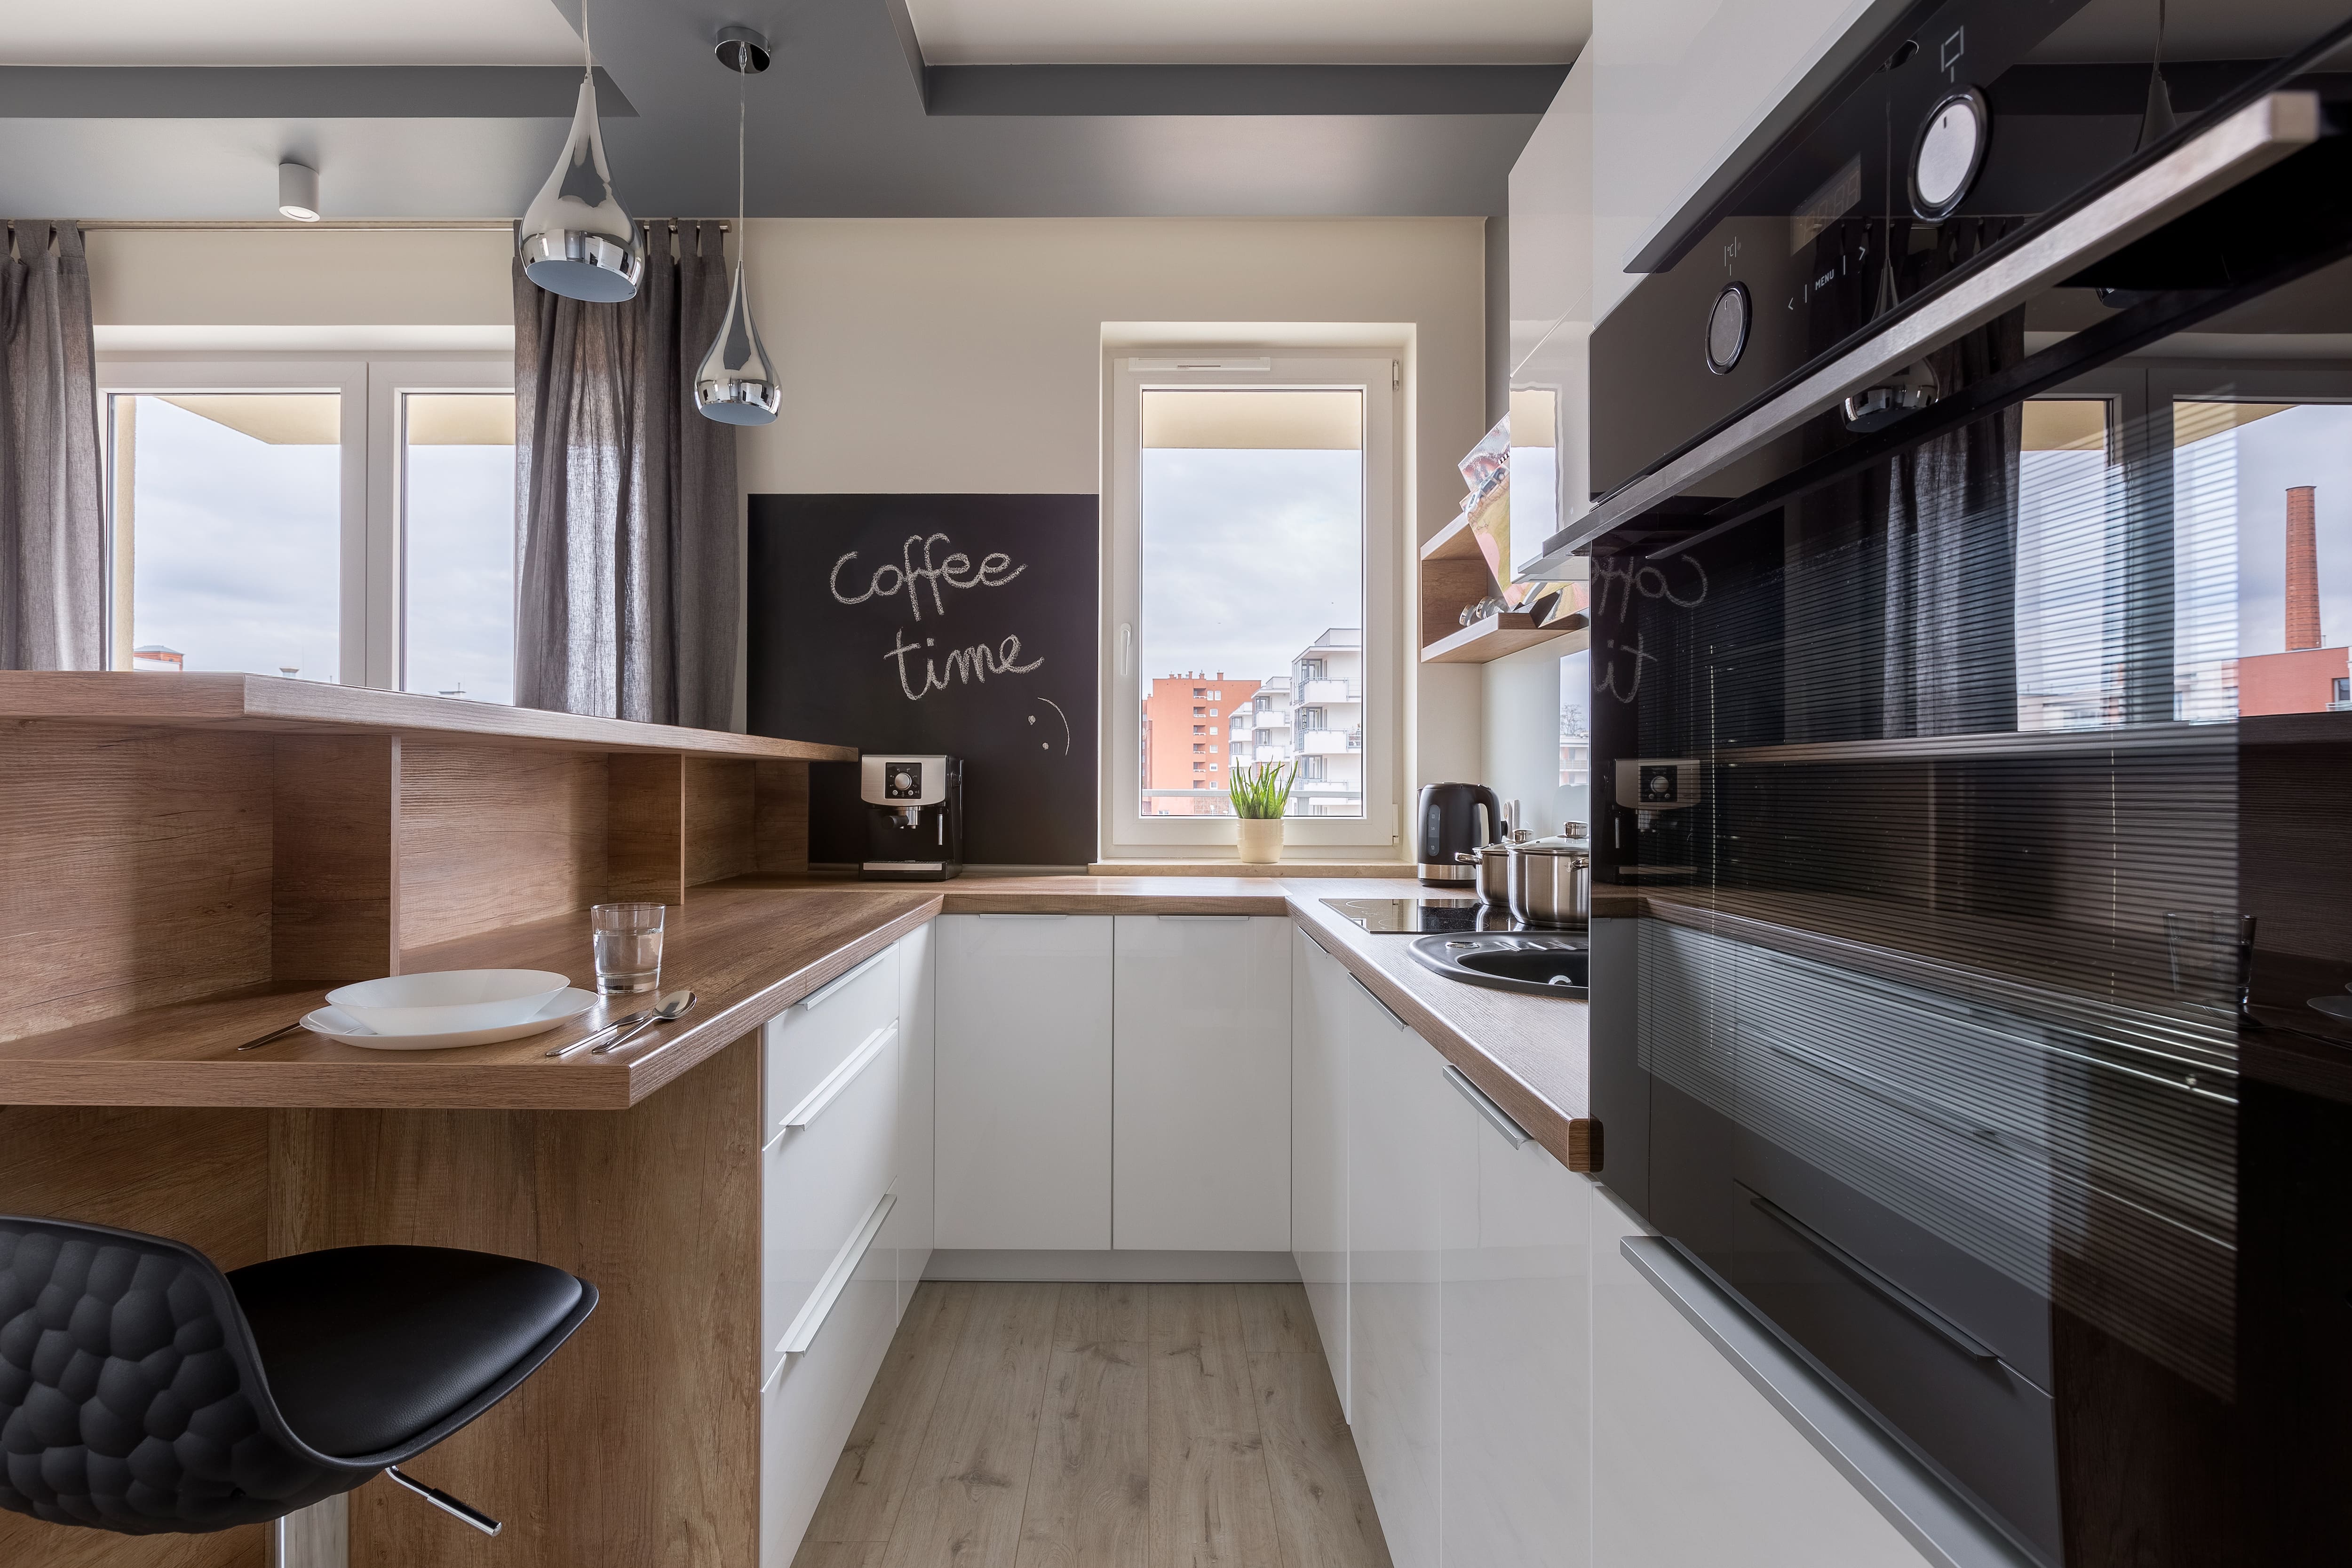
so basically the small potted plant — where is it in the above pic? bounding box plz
[1229,759,1300,863]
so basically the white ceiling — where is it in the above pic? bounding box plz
[0,0,583,66]
[903,0,1589,66]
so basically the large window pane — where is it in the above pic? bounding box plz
[1137,388,1363,817]
[402,392,516,705]
[114,393,340,680]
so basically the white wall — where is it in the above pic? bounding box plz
[83,216,1488,816]
[1587,0,1871,324]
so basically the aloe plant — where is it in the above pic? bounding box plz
[1228,759,1300,819]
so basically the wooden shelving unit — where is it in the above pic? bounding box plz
[0,673,852,1050]
[1417,512,1589,664]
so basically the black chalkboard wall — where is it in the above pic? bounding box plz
[747,494,1100,867]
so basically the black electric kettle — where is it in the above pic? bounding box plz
[1416,783,1503,887]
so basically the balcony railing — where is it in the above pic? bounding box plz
[1296,679,1359,705]
[1299,729,1361,755]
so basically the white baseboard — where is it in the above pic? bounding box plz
[924,1249,1302,1283]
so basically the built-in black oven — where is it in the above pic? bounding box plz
[1561,3,2352,1564]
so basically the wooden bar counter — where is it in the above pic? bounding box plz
[0,676,875,1568]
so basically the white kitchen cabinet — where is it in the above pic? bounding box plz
[889,917,936,1316]
[1112,914,1291,1251]
[934,913,1114,1250]
[1590,1187,1937,1568]
[758,930,923,1566]
[1443,1069,1590,1568]
[1292,927,1351,1417]
[1343,971,1449,1568]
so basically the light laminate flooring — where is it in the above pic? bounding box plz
[791,1281,1395,1568]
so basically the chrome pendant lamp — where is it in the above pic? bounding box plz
[696,27,782,426]
[518,4,644,302]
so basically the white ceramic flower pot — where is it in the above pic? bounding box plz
[1236,816,1285,863]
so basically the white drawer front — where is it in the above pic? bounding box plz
[763,944,899,1139]
[761,1020,902,1386]
[758,1192,900,1567]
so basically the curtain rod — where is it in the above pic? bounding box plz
[73,219,731,233]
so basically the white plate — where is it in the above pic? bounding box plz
[2310,995,2352,1023]
[302,988,601,1051]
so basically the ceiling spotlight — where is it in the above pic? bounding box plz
[277,162,320,223]
[695,27,780,426]
[517,4,643,302]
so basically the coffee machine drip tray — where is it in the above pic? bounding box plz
[1321,896,1511,934]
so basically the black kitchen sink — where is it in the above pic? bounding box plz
[1408,933,1588,998]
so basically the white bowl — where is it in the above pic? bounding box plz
[325,969,571,1036]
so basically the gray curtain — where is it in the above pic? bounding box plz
[0,220,103,671]
[514,220,739,728]
[1882,219,2025,738]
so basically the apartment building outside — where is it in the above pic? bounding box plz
[1290,628,1363,816]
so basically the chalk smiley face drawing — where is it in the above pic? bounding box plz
[1026,697,1072,756]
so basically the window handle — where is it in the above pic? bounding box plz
[1118,622,1133,677]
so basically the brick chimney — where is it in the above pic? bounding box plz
[2286,485,2320,650]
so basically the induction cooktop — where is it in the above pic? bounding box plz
[1319,896,1520,934]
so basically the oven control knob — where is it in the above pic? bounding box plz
[1703,281,1750,376]
[1910,87,1989,221]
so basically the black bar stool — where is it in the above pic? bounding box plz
[0,1216,596,1538]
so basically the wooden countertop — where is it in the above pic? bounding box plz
[0,672,855,760]
[0,872,1598,1172]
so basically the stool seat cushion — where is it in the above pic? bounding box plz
[227,1247,583,1459]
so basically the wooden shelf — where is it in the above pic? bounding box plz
[1421,615,1589,665]
[1420,508,1484,562]
[0,672,854,761]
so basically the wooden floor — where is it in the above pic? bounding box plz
[792,1281,1395,1568]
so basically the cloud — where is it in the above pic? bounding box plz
[1139,447,1361,685]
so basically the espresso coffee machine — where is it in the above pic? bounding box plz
[860,754,964,881]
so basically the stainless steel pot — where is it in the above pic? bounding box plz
[1508,835,1591,928]
[1454,842,1513,907]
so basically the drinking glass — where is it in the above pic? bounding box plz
[591,903,666,995]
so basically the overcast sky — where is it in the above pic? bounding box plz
[132,397,341,679]
[1138,447,1360,689]
[130,396,513,700]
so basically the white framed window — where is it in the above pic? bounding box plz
[99,353,514,698]
[1103,351,1400,855]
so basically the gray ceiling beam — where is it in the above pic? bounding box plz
[924,62,1572,117]
[0,66,634,119]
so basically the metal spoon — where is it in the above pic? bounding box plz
[593,990,696,1055]
[545,1005,655,1059]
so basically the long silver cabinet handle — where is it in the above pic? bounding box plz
[1157,914,1252,921]
[801,949,889,1011]
[778,1189,898,1360]
[975,912,1068,919]
[1348,972,1408,1031]
[1744,1188,1999,1363]
[766,1023,897,1153]
[1523,89,2322,575]
[1444,1064,1530,1148]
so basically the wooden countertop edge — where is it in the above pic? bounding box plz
[1282,895,1598,1177]
[617,896,943,1105]
[0,893,944,1112]
[1,879,1594,1154]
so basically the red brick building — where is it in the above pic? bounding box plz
[1141,673,1259,815]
